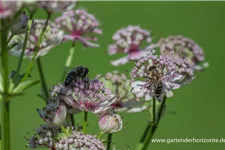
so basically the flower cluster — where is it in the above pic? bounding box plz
[51,79,117,114]
[159,35,208,70]
[9,20,64,58]
[0,1,22,19]
[108,25,157,66]
[28,125,106,150]
[38,1,76,13]
[97,71,149,113]
[55,9,102,47]
[45,77,123,134]
[131,54,194,101]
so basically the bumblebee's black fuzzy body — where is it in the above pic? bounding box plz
[64,66,89,86]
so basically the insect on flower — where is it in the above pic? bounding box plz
[131,54,194,101]
[63,66,89,87]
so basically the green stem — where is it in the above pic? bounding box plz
[83,111,88,134]
[141,96,167,150]
[13,15,34,85]
[1,100,10,150]
[107,133,113,150]
[135,123,152,150]
[36,57,49,100]
[7,34,14,44]
[1,19,10,150]
[21,13,52,83]
[60,42,76,82]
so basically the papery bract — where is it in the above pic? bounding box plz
[55,9,102,47]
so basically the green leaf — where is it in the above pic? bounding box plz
[12,80,40,95]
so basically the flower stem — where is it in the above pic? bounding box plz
[60,42,76,82]
[21,13,52,83]
[7,34,14,44]
[36,57,49,100]
[83,111,88,134]
[1,18,10,150]
[13,16,34,85]
[107,133,113,150]
[141,96,167,150]
[135,123,151,150]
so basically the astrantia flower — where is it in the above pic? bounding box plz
[159,35,208,71]
[54,9,102,47]
[10,12,28,35]
[37,100,67,125]
[9,20,63,58]
[131,54,194,101]
[98,111,123,134]
[28,125,106,150]
[97,72,149,113]
[0,1,22,19]
[51,79,117,114]
[39,1,76,13]
[108,25,157,66]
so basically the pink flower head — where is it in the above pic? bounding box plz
[160,35,208,71]
[96,71,148,113]
[51,79,117,114]
[0,1,22,19]
[38,1,76,13]
[9,20,64,58]
[55,9,102,47]
[108,25,157,66]
[131,54,194,101]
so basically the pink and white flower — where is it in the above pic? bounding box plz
[55,9,102,47]
[98,111,123,133]
[38,1,76,13]
[131,54,194,101]
[159,35,208,71]
[51,79,117,114]
[0,1,22,19]
[108,25,158,66]
[9,20,64,58]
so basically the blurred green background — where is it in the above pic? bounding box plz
[2,1,225,150]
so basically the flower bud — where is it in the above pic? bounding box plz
[98,113,123,134]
